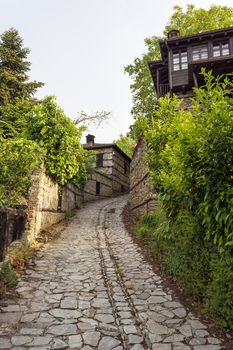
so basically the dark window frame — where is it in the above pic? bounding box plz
[96,181,100,195]
[172,50,188,71]
[212,41,230,57]
[192,44,208,61]
[96,153,104,167]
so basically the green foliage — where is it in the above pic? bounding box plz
[125,4,233,120]
[114,133,135,158]
[134,73,233,328]
[0,28,43,106]
[135,211,160,237]
[145,72,233,251]
[0,96,89,205]
[0,137,43,206]
[0,29,88,206]
[164,4,233,36]
[25,96,88,187]
[135,210,233,328]
[0,98,35,137]
[163,212,211,300]
[205,252,233,327]
[0,262,17,285]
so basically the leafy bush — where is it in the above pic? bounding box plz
[136,210,211,300]
[0,97,89,205]
[0,137,43,206]
[205,252,233,327]
[135,210,233,328]
[145,71,233,251]
[0,262,17,285]
[163,213,211,300]
[134,72,233,327]
[25,97,88,187]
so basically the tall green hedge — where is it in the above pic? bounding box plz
[135,71,233,328]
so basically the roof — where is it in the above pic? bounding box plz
[166,26,233,44]
[83,143,131,162]
[158,26,233,63]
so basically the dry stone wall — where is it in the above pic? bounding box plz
[129,140,158,219]
[25,166,83,242]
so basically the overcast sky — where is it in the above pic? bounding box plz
[1,0,232,142]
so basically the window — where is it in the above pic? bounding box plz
[121,185,124,193]
[192,45,208,61]
[172,51,188,71]
[96,181,100,195]
[96,153,103,167]
[213,42,229,57]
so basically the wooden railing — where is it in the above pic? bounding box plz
[158,84,170,97]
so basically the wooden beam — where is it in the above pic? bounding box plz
[193,72,198,88]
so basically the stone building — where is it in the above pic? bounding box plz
[83,134,131,201]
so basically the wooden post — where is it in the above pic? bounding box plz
[193,72,199,88]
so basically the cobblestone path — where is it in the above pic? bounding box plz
[0,196,225,350]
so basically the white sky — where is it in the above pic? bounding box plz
[1,0,232,143]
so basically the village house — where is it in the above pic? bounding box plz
[148,26,233,99]
[83,134,131,201]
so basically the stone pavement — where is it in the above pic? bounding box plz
[0,196,225,349]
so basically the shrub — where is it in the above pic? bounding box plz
[145,71,233,250]
[134,72,233,327]
[25,96,88,187]
[136,210,211,300]
[0,97,89,206]
[0,262,17,285]
[205,252,233,328]
[9,242,35,270]
[0,137,43,206]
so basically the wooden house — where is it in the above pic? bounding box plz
[149,26,233,98]
[83,134,131,201]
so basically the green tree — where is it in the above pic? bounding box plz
[0,98,35,138]
[125,4,233,120]
[114,133,135,158]
[0,28,43,105]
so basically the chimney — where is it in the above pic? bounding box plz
[167,29,180,39]
[86,134,95,146]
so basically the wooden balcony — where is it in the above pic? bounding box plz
[158,83,171,97]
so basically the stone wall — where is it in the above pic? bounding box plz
[0,208,27,261]
[129,140,158,219]
[25,166,83,242]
